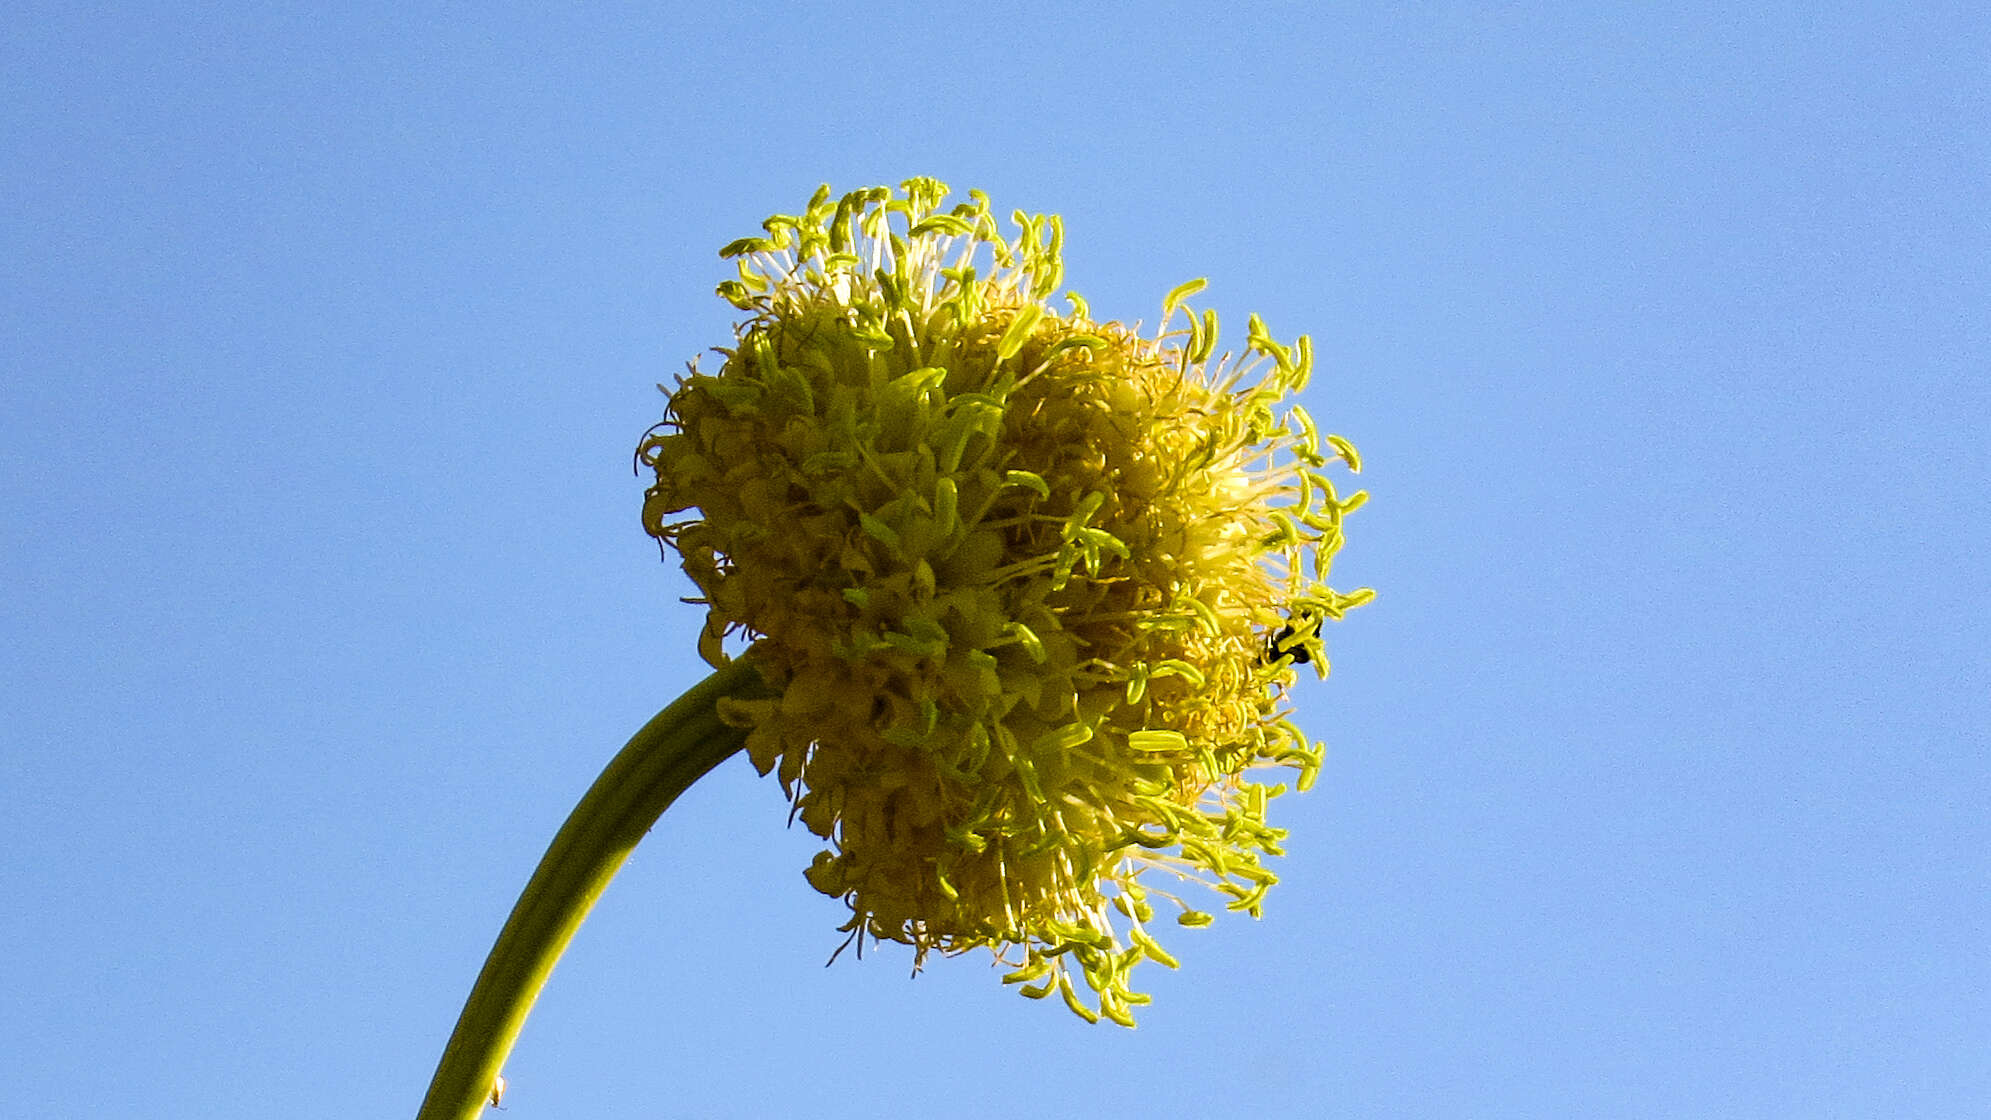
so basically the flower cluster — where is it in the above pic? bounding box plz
[638,179,1370,1024]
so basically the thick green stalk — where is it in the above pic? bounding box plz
[415,659,769,1120]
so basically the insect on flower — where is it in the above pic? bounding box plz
[1265,608,1324,666]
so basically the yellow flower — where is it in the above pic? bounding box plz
[637,178,1371,1025]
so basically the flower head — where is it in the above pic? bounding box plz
[638,179,1371,1024]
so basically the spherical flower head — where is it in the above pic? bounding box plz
[638,179,1372,1025]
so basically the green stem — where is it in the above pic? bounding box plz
[415,659,770,1120]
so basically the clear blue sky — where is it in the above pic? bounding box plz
[4,4,1985,1117]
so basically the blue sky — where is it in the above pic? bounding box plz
[4,4,1985,1117]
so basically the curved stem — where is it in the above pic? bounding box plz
[415,659,770,1120]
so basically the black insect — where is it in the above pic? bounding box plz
[1264,609,1322,665]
